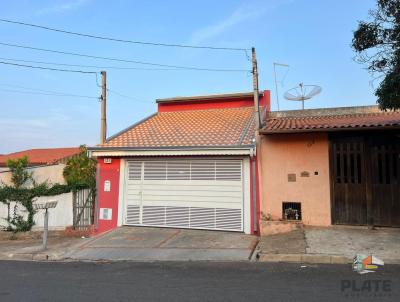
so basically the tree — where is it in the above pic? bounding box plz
[352,0,400,110]
[63,145,96,189]
[63,145,96,229]
[6,156,32,188]
[3,157,35,232]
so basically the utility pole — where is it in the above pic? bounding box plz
[252,47,261,129]
[251,47,261,234]
[100,71,107,144]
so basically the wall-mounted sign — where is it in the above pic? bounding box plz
[99,208,112,220]
[288,173,296,182]
[300,171,310,177]
[104,180,111,192]
[104,158,112,164]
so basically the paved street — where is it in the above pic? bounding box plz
[0,261,399,301]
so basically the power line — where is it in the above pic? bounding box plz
[0,18,249,53]
[0,83,99,99]
[0,57,188,71]
[0,42,250,72]
[0,88,99,99]
[0,83,152,103]
[0,60,97,74]
[107,88,151,103]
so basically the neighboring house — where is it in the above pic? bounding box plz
[0,147,81,230]
[258,105,400,230]
[89,91,271,235]
[0,147,80,185]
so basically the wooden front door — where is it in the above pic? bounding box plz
[330,132,400,227]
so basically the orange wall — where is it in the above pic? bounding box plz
[258,132,331,226]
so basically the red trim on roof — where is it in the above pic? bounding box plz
[0,147,80,167]
[158,90,270,112]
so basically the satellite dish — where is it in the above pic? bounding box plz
[284,83,322,109]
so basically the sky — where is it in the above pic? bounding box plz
[0,0,378,154]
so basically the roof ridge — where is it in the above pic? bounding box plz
[266,111,400,120]
[239,111,256,145]
[262,110,400,134]
[2,147,79,155]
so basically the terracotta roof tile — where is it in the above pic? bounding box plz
[100,107,256,148]
[0,148,80,167]
[261,111,400,134]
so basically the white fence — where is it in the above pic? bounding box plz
[0,192,73,230]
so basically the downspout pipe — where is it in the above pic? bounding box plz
[94,161,100,231]
[250,145,258,233]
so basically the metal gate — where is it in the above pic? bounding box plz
[330,132,400,227]
[73,188,95,230]
[123,159,244,231]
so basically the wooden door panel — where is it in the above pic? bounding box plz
[331,139,367,225]
[331,132,400,227]
[371,139,400,227]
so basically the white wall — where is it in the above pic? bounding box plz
[0,164,67,187]
[0,192,73,230]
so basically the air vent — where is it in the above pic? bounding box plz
[125,205,140,224]
[282,202,302,220]
[190,207,216,229]
[166,207,190,227]
[131,159,242,181]
[128,162,142,180]
[142,206,166,225]
[216,208,242,230]
[128,205,243,231]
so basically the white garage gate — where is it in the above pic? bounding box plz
[123,159,244,232]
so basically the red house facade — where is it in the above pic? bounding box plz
[89,91,270,235]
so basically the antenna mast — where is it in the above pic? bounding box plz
[273,62,289,111]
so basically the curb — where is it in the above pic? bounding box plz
[0,252,64,261]
[258,253,352,264]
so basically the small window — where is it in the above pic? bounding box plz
[282,202,302,220]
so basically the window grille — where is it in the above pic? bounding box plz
[282,202,302,220]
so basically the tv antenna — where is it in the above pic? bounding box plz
[273,62,289,111]
[284,83,322,109]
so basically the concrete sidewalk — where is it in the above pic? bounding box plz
[0,235,89,261]
[0,227,258,262]
[257,226,400,264]
[65,227,258,261]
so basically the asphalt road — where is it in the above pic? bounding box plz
[0,261,398,302]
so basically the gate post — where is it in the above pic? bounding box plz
[365,137,374,228]
[72,190,77,229]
